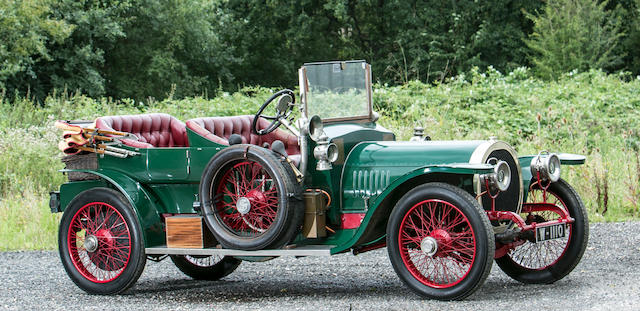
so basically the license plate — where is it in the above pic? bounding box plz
[535,223,567,242]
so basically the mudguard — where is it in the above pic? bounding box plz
[518,153,586,194]
[60,169,165,247]
[331,163,494,254]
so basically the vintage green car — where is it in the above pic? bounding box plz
[50,60,588,300]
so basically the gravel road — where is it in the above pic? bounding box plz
[1,222,639,311]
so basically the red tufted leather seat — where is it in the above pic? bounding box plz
[95,113,188,148]
[186,115,300,155]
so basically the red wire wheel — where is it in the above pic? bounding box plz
[387,183,494,301]
[215,161,279,236]
[495,179,589,284]
[507,188,570,270]
[399,199,476,288]
[170,255,241,280]
[59,188,146,295]
[200,145,303,250]
[67,202,131,282]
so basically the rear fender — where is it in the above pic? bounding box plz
[61,169,165,247]
[331,164,493,254]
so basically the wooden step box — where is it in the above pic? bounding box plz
[165,215,215,248]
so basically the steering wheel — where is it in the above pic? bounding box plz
[252,89,295,135]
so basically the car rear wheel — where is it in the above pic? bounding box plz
[387,183,494,300]
[58,188,146,295]
[495,179,588,283]
[170,255,241,280]
[200,145,303,250]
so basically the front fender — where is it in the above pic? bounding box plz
[331,164,494,254]
[61,169,165,247]
[518,153,586,187]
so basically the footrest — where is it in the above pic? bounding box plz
[146,245,334,257]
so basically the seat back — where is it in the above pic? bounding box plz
[95,113,188,148]
[186,115,299,155]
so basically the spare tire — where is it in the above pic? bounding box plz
[199,144,303,250]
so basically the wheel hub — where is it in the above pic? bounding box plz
[432,229,452,244]
[236,197,251,215]
[420,236,438,257]
[246,189,267,203]
[84,235,98,253]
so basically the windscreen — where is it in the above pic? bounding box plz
[304,61,370,120]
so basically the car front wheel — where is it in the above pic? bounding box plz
[387,182,494,300]
[495,179,588,283]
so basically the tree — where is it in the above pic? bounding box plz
[619,0,640,74]
[220,0,542,86]
[41,0,130,98]
[218,0,345,89]
[104,0,237,100]
[526,0,624,79]
[320,0,543,84]
[0,0,73,97]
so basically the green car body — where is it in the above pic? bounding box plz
[51,60,587,299]
[54,120,584,253]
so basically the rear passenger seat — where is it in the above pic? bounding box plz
[95,113,188,148]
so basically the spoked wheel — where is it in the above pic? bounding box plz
[200,145,303,250]
[59,188,146,294]
[495,179,588,283]
[387,183,494,300]
[170,255,241,280]
[216,161,279,234]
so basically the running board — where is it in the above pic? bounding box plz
[145,244,335,257]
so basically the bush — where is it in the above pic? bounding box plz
[526,0,624,79]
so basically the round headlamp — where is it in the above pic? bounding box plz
[531,152,561,182]
[482,160,511,192]
[493,160,511,192]
[308,115,324,141]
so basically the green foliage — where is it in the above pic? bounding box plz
[42,0,131,98]
[620,0,640,73]
[0,0,131,99]
[6,0,640,100]
[0,0,73,92]
[525,0,624,79]
[2,70,640,249]
[0,0,549,100]
[228,0,543,86]
[0,0,235,101]
[105,0,237,100]
[218,0,344,88]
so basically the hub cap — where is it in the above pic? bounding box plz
[236,197,251,215]
[84,235,98,253]
[420,236,438,257]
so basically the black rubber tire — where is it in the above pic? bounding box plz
[170,255,241,280]
[200,144,303,250]
[386,182,494,301]
[58,188,146,295]
[495,179,589,284]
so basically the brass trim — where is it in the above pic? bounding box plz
[469,140,524,213]
[333,138,346,165]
